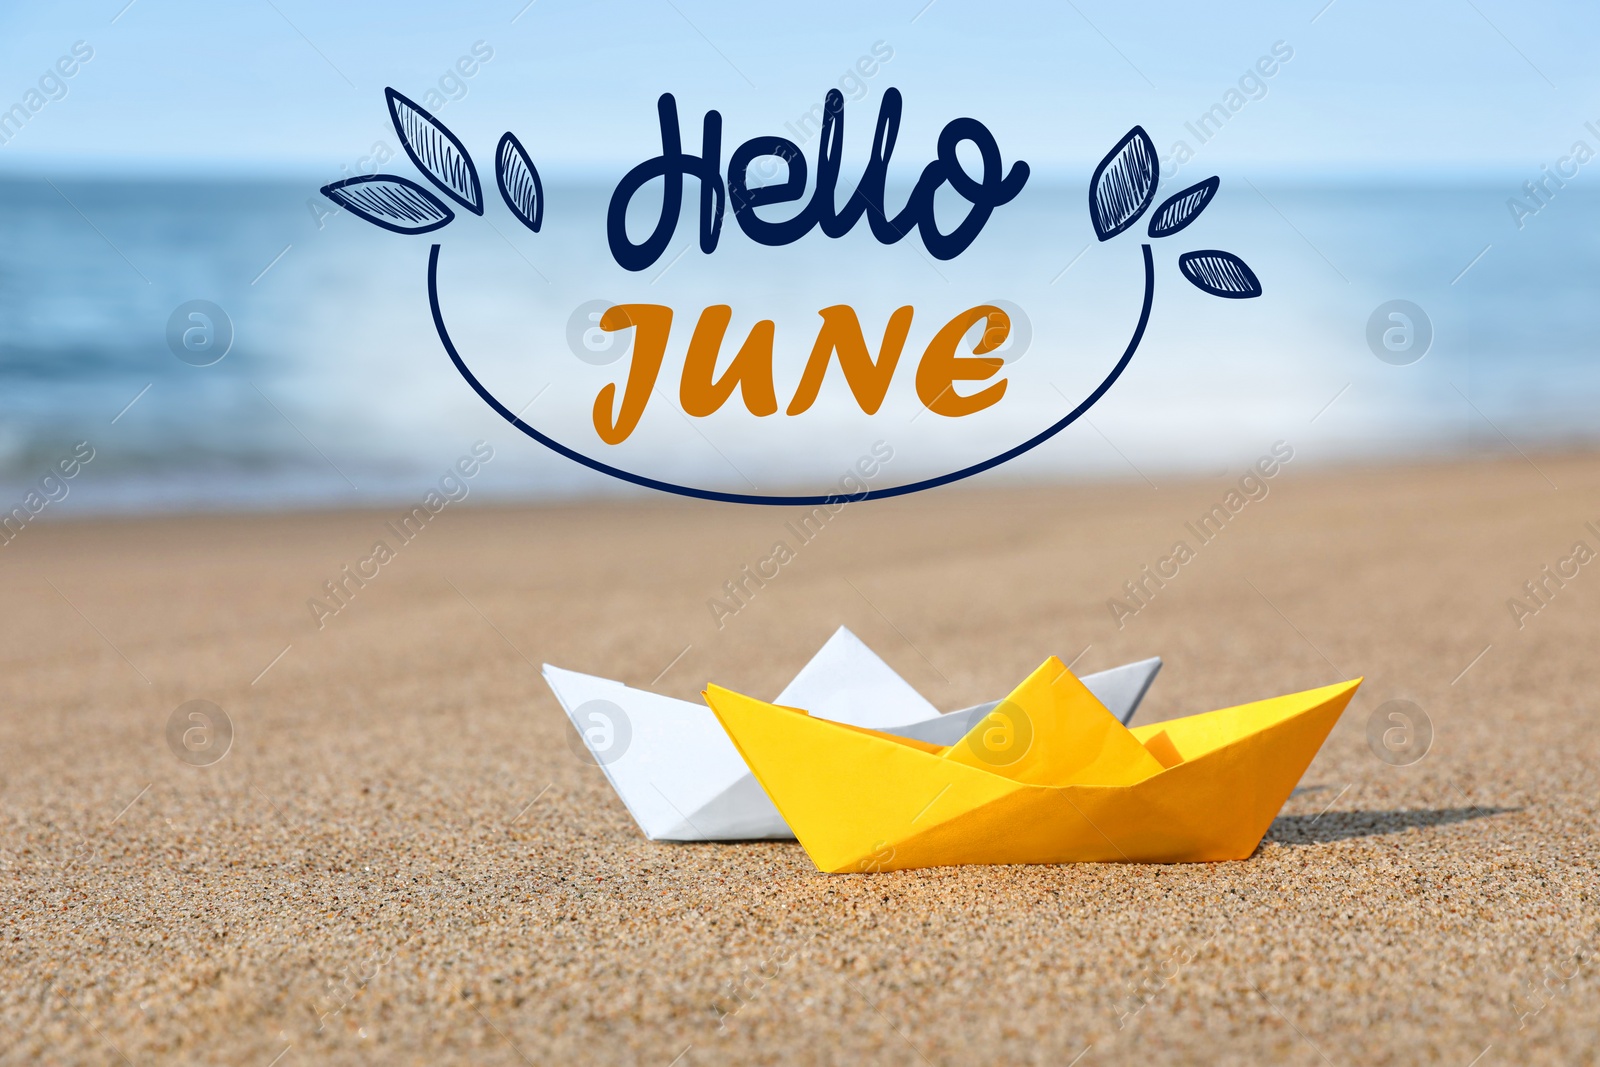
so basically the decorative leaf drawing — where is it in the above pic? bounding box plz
[496,132,545,233]
[386,87,483,215]
[1147,176,1220,238]
[1090,126,1158,241]
[320,175,455,235]
[1179,250,1262,299]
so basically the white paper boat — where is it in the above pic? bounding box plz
[542,627,1161,842]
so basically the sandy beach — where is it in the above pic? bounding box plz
[3,454,1597,1065]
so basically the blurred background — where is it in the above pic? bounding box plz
[2,0,1597,511]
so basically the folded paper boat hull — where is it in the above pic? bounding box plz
[540,664,786,842]
[704,679,1360,872]
[542,628,1161,842]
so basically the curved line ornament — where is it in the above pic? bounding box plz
[429,242,1157,506]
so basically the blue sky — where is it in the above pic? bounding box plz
[0,0,1595,176]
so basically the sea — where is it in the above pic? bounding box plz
[1,171,1596,514]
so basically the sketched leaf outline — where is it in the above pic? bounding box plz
[1147,176,1220,238]
[386,87,484,215]
[496,131,545,233]
[320,175,455,235]
[1089,126,1158,241]
[1178,249,1262,299]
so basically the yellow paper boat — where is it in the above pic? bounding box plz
[704,659,1360,873]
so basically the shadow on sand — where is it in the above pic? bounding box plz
[1268,805,1520,846]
